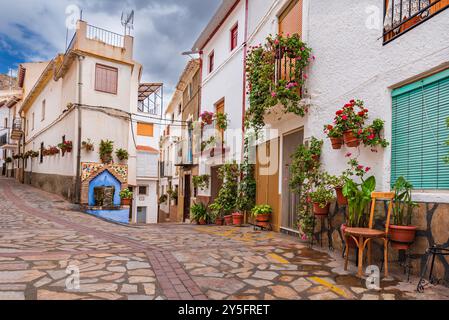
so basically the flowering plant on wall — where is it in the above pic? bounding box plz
[356,119,389,151]
[200,111,214,126]
[246,33,314,134]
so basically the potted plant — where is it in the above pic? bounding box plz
[99,140,114,164]
[390,177,418,249]
[357,119,389,152]
[330,175,348,206]
[251,204,272,225]
[210,163,239,226]
[120,188,133,206]
[309,137,323,162]
[310,186,335,216]
[209,202,224,225]
[159,194,168,205]
[324,124,344,150]
[82,139,95,152]
[192,175,210,191]
[215,112,228,131]
[232,212,244,226]
[48,146,59,156]
[200,111,214,126]
[333,99,368,148]
[116,148,129,162]
[58,141,73,155]
[190,202,209,225]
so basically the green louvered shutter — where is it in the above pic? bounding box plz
[391,70,449,190]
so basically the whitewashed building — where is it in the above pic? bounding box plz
[15,20,160,224]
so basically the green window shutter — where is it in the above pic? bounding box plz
[391,71,449,190]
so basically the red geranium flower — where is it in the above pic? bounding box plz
[365,167,371,173]
[327,125,333,130]
[336,110,343,115]
[342,115,348,121]
[358,111,365,117]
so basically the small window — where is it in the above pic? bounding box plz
[139,186,148,195]
[208,51,215,74]
[178,103,182,115]
[171,113,175,123]
[95,64,118,94]
[40,142,44,163]
[188,83,193,100]
[32,113,35,131]
[137,122,154,137]
[26,119,29,136]
[4,118,7,129]
[41,100,46,121]
[230,24,238,51]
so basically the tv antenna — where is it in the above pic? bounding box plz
[121,10,134,36]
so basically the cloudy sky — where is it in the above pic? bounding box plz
[0,0,221,100]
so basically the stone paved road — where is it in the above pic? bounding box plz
[1,177,448,300]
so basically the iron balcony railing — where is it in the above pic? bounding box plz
[383,0,449,44]
[138,100,159,115]
[86,24,125,48]
[274,46,302,86]
[65,32,76,54]
[0,134,7,147]
[12,118,22,131]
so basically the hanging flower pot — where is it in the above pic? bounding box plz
[335,187,348,206]
[232,212,244,226]
[389,225,417,248]
[313,203,330,216]
[224,215,233,225]
[343,130,360,148]
[330,137,344,150]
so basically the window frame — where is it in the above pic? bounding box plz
[138,185,148,196]
[230,23,238,51]
[41,100,46,121]
[208,51,215,74]
[95,63,118,95]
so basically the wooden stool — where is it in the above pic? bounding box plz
[344,192,395,278]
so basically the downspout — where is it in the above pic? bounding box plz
[75,55,85,204]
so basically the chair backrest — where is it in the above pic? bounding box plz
[368,192,395,233]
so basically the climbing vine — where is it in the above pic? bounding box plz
[245,33,314,135]
[237,132,257,213]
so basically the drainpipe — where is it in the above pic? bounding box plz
[75,55,85,204]
[241,0,249,223]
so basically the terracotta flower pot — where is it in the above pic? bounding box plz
[341,224,357,248]
[224,215,233,225]
[215,218,224,226]
[330,137,344,150]
[198,218,207,225]
[256,213,271,223]
[232,212,244,226]
[313,203,330,216]
[343,130,360,148]
[121,198,132,206]
[335,187,348,206]
[389,225,417,246]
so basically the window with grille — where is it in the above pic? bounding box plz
[391,69,449,190]
[230,24,238,51]
[95,64,118,94]
[208,51,215,74]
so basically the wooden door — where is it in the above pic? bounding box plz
[279,0,302,36]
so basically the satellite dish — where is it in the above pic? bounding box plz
[121,10,134,36]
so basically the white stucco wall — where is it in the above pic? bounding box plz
[304,0,449,202]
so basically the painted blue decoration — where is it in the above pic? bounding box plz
[85,209,130,224]
[88,170,122,206]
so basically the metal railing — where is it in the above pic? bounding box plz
[383,0,449,44]
[138,99,159,115]
[12,118,22,131]
[65,32,76,54]
[86,24,124,48]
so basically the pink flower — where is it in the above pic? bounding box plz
[312,55,316,60]
[357,165,364,170]
[365,167,371,173]
[274,39,280,45]
[301,47,305,51]
[301,234,308,241]
[303,74,308,79]
[368,134,375,140]
[286,33,290,37]
[271,91,277,97]
[342,115,348,121]
[345,153,352,158]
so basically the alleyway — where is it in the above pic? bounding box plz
[0,177,448,300]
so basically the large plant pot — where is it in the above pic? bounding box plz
[341,224,357,248]
[313,203,330,216]
[343,131,360,148]
[335,187,348,206]
[215,218,224,226]
[389,225,417,248]
[256,214,271,223]
[330,137,344,150]
[224,215,233,225]
[232,213,244,226]
[198,218,207,225]
[121,198,132,206]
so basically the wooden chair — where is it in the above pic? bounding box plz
[344,192,395,278]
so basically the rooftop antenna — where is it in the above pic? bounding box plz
[121,10,134,36]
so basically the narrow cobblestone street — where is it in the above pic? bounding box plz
[0,177,448,300]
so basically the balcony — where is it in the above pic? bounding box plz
[138,83,163,115]
[383,0,449,44]
[10,118,23,141]
[175,140,193,167]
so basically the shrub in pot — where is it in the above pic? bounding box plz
[251,204,272,222]
[232,212,244,226]
[215,112,229,131]
[356,119,389,152]
[58,141,73,155]
[334,99,368,148]
[209,202,224,226]
[116,148,129,162]
[190,202,209,225]
[329,175,348,206]
[310,186,335,216]
[120,188,133,206]
[309,137,323,162]
[324,124,344,150]
[390,177,418,249]
[99,140,114,164]
[82,139,95,152]
[158,194,168,205]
